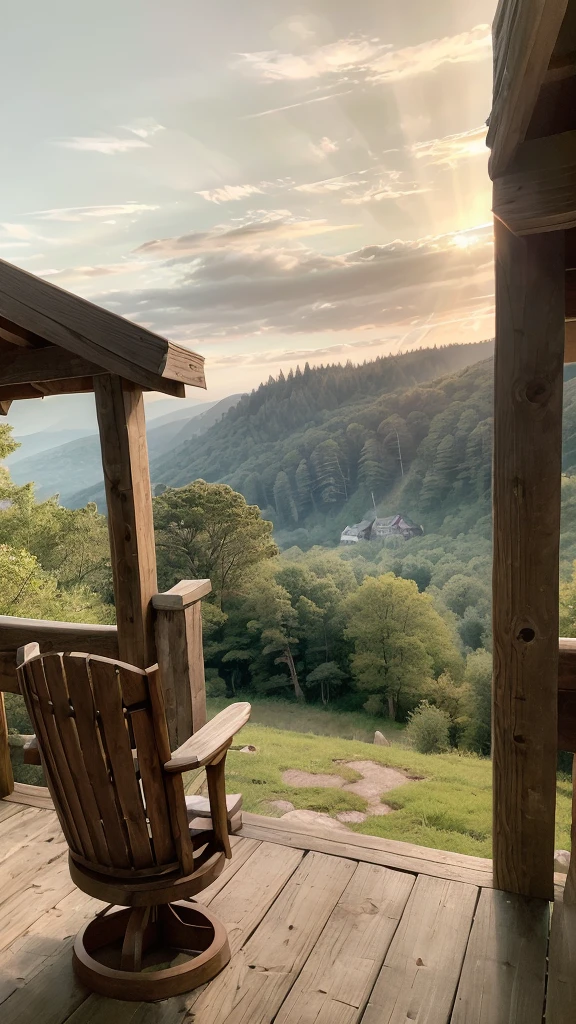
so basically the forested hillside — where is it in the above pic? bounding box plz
[150,341,493,541]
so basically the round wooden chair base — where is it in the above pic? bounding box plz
[73,901,231,1001]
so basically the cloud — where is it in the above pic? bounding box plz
[237,37,385,81]
[237,25,490,85]
[29,203,159,222]
[411,125,488,167]
[121,118,166,139]
[196,183,265,204]
[41,262,143,283]
[309,136,339,160]
[368,25,491,82]
[56,136,150,155]
[295,167,426,204]
[134,211,357,257]
[97,224,493,343]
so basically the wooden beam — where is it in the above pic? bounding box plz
[0,378,96,402]
[545,50,576,82]
[566,319,576,362]
[567,268,576,317]
[0,693,14,798]
[0,617,119,693]
[0,260,202,395]
[0,400,12,416]
[493,131,576,235]
[153,581,211,747]
[492,221,564,899]
[488,0,569,177]
[0,345,103,387]
[94,375,158,668]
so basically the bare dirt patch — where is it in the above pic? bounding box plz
[281,760,415,824]
[281,769,346,789]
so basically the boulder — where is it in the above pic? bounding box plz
[374,731,390,746]
[554,849,571,874]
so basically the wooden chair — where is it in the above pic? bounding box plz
[16,643,251,1001]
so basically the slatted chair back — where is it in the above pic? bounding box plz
[17,647,195,877]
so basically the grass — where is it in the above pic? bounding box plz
[206,695,405,744]
[199,720,573,859]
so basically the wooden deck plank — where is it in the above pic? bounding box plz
[3,785,53,810]
[190,851,356,1024]
[362,875,478,1024]
[241,813,493,872]
[0,807,55,864]
[275,863,415,1024]
[0,801,26,824]
[239,817,494,887]
[0,817,66,919]
[63,840,305,1024]
[546,897,576,1024]
[0,888,98,1008]
[451,888,549,1024]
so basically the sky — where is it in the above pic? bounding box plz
[1,0,496,408]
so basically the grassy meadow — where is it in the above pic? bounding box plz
[200,710,572,859]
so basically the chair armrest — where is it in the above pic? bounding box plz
[164,702,251,773]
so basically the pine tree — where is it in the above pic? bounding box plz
[311,440,348,506]
[295,460,313,515]
[358,437,391,495]
[273,471,298,526]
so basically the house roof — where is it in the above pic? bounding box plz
[0,258,205,413]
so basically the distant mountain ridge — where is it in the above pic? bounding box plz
[8,394,243,505]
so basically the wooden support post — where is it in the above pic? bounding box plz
[94,375,158,668]
[492,220,565,899]
[0,692,14,798]
[152,581,210,750]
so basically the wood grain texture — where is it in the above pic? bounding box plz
[239,813,495,887]
[362,875,478,1024]
[546,896,576,1022]
[451,888,549,1023]
[0,693,13,798]
[275,863,414,1024]
[0,346,102,386]
[0,616,118,656]
[0,258,204,393]
[154,599,208,749]
[152,578,211,610]
[191,851,355,1024]
[492,131,576,234]
[94,375,157,668]
[165,702,251,771]
[492,221,564,899]
[488,0,569,177]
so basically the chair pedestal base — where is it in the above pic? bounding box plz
[73,901,230,1001]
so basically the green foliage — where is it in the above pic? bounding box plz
[200,716,572,856]
[153,480,277,604]
[344,574,462,719]
[405,701,451,753]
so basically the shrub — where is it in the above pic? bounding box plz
[406,700,451,754]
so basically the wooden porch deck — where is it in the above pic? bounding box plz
[0,791,574,1024]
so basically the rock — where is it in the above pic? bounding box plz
[336,810,367,824]
[282,769,345,788]
[554,849,571,874]
[280,809,350,831]
[239,745,257,754]
[374,731,390,746]
[268,800,294,814]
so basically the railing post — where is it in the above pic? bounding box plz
[152,580,211,750]
[492,220,564,899]
[0,693,14,798]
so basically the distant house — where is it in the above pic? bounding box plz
[339,519,375,544]
[340,513,423,544]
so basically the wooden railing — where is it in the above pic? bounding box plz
[0,579,211,800]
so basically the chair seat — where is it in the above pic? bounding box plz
[185,793,242,821]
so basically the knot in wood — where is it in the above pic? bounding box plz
[524,378,550,405]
